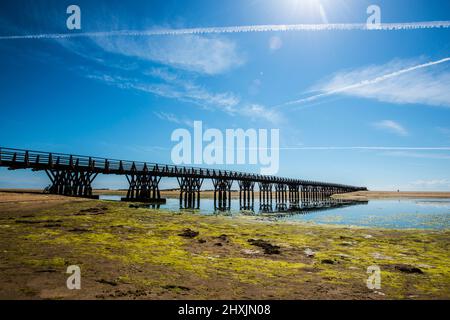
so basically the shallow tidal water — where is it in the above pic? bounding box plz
[99,195,450,230]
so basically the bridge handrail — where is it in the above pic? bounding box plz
[0,147,365,190]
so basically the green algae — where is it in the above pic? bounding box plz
[2,199,449,299]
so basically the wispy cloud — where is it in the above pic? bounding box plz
[70,28,286,125]
[281,57,450,108]
[154,111,193,127]
[2,21,450,40]
[373,120,408,136]
[93,35,245,75]
[238,103,285,124]
[272,146,450,150]
[86,71,240,112]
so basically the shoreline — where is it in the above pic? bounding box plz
[2,188,450,200]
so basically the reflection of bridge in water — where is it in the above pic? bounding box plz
[255,199,369,217]
[0,147,367,210]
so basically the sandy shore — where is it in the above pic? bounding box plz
[0,191,448,300]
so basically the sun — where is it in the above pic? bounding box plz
[278,0,330,23]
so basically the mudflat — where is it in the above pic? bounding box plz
[0,192,448,299]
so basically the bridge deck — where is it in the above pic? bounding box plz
[0,147,365,189]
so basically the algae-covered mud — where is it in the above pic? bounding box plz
[0,192,449,300]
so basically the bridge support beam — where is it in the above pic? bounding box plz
[122,173,165,203]
[238,180,254,211]
[275,183,288,211]
[178,177,203,209]
[302,186,311,203]
[317,187,323,201]
[313,186,320,201]
[288,185,300,209]
[45,169,98,198]
[258,182,273,212]
[213,179,233,211]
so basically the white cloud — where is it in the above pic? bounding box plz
[56,34,288,124]
[154,112,193,127]
[269,36,282,51]
[373,120,408,136]
[88,71,283,124]
[87,71,240,112]
[238,103,285,124]
[92,35,245,75]
[283,57,450,108]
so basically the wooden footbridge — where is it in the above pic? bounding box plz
[0,147,367,210]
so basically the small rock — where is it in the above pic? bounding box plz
[217,234,228,241]
[417,263,433,269]
[335,253,352,259]
[68,228,91,233]
[178,228,199,238]
[248,239,280,255]
[304,248,315,257]
[96,279,118,286]
[394,264,424,274]
[242,249,261,255]
[321,259,336,265]
[162,285,190,291]
[79,207,107,215]
[36,268,57,273]
[372,252,393,260]
[43,223,62,228]
[364,234,373,239]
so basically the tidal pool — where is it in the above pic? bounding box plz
[99,195,450,230]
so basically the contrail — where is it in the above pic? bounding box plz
[277,147,450,150]
[236,147,450,151]
[280,56,450,108]
[1,20,450,40]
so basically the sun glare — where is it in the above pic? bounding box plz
[279,0,330,22]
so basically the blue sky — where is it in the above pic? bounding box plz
[0,0,450,191]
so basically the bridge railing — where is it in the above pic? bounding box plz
[0,147,365,190]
